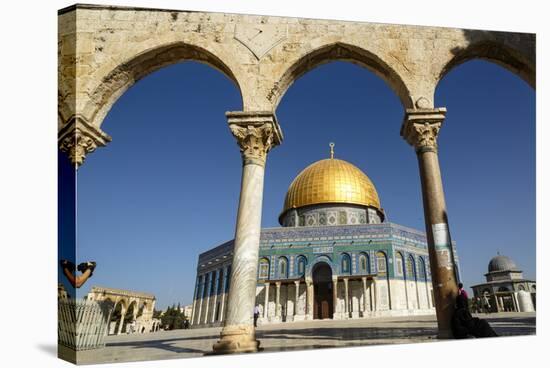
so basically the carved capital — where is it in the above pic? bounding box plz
[227,111,283,166]
[400,108,446,153]
[58,116,112,168]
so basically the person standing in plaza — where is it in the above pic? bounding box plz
[253,305,260,327]
[458,282,468,299]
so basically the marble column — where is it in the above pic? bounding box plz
[219,267,228,322]
[116,308,126,335]
[211,269,220,323]
[294,281,300,318]
[513,292,520,312]
[275,282,281,318]
[196,280,204,325]
[306,279,314,320]
[190,278,199,326]
[264,282,270,319]
[343,278,349,318]
[372,278,378,311]
[212,111,283,354]
[203,272,211,324]
[401,107,458,338]
[332,276,339,319]
[362,277,368,316]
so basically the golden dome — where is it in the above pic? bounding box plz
[282,157,381,214]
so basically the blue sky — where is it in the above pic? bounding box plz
[69,58,535,310]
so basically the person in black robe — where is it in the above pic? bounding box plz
[452,294,498,339]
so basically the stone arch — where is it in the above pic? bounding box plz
[437,39,535,90]
[270,42,413,110]
[307,255,335,278]
[82,41,245,130]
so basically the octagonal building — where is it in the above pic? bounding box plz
[191,148,460,327]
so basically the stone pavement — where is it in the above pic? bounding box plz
[73,312,536,365]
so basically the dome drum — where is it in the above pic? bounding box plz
[280,203,384,227]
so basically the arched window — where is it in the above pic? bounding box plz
[296,256,307,276]
[376,251,387,275]
[418,257,427,281]
[259,258,270,279]
[341,253,351,274]
[518,285,525,291]
[406,255,416,280]
[359,253,369,273]
[395,252,404,277]
[278,257,288,278]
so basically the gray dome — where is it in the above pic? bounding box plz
[488,255,518,272]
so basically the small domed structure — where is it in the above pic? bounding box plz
[488,255,518,273]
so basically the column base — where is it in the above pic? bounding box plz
[210,325,261,355]
[436,328,454,339]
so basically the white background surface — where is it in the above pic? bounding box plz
[0,0,546,367]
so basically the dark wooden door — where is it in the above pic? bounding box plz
[312,262,334,319]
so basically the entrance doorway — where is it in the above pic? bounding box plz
[313,262,333,319]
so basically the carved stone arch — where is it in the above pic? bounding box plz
[82,41,246,130]
[269,42,413,111]
[306,255,335,278]
[437,38,535,90]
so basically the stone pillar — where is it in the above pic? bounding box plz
[190,277,199,326]
[203,272,211,324]
[211,269,220,323]
[116,308,126,335]
[372,278,378,311]
[343,278,349,318]
[401,108,458,338]
[196,279,204,325]
[264,282,270,319]
[294,281,300,317]
[219,266,228,322]
[58,116,112,168]
[213,111,283,354]
[275,282,281,318]
[362,277,368,316]
[306,279,314,320]
[512,292,519,312]
[332,276,339,319]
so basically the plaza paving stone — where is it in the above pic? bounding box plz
[74,312,536,365]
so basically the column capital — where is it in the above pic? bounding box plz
[58,116,112,168]
[275,281,281,287]
[227,111,283,167]
[400,108,446,153]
